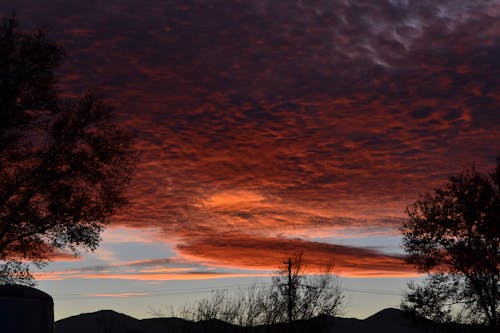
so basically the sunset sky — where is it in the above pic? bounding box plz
[2,0,499,321]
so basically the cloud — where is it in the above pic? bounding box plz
[2,0,500,278]
[61,258,179,273]
[38,236,413,280]
[35,256,269,281]
[47,251,82,262]
[36,270,263,281]
[177,233,412,277]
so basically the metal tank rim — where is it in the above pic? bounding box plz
[0,284,53,302]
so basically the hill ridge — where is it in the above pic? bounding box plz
[53,307,463,333]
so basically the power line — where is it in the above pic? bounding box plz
[52,283,403,300]
[53,283,266,299]
[344,288,402,296]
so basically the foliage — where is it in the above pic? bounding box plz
[0,260,40,286]
[0,15,135,284]
[401,159,500,328]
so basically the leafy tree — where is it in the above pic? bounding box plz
[401,159,500,328]
[0,15,135,285]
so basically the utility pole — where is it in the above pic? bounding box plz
[284,258,293,324]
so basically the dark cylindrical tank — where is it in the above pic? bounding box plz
[0,284,54,333]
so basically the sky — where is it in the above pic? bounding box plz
[1,0,500,321]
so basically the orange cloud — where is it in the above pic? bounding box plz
[49,253,82,262]
[176,233,413,278]
[35,271,268,281]
[4,0,499,279]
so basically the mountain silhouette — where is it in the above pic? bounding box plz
[54,308,465,333]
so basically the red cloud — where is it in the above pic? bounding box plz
[177,233,412,278]
[48,251,82,262]
[3,0,499,279]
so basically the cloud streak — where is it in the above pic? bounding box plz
[177,233,411,277]
[38,238,413,279]
[35,257,270,281]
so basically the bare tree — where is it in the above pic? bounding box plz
[173,286,270,326]
[272,256,345,323]
[173,256,345,326]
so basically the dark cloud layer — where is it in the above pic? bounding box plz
[2,0,499,277]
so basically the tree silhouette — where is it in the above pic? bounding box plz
[401,158,500,328]
[173,255,344,326]
[0,15,135,285]
[272,255,344,323]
